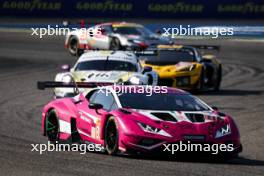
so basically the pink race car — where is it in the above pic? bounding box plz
[38,82,242,158]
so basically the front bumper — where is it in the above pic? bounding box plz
[120,134,242,156]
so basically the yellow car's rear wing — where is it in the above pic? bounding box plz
[189,45,220,52]
[157,44,220,52]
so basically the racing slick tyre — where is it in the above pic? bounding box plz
[70,118,82,144]
[68,36,83,56]
[110,38,121,50]
[104,116,119,155]
[144,71,158,86]
[147,75,153,85]
[45,110,59,142]
[197,69,205,91]
[214,66,222,91]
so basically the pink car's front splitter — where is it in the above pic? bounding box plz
[120,137,242,157]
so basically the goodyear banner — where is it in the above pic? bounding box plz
[0,0,263,19]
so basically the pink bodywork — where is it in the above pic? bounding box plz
[41,86,242,154]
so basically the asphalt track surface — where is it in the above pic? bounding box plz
[0,31,264,176]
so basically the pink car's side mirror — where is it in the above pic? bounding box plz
[89,103,103,114]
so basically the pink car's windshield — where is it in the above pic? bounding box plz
[118,93,210,111]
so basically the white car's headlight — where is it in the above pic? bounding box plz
[62,75,72,83]
[137,122,172,137]
[129,76,141,85]
[215,124,231,138]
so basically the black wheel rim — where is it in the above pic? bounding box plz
[46,114,58,141]
[106,121,117,151]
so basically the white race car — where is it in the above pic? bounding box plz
[54,50,158,97]
[65,22,173,56]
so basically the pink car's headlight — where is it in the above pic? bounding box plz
[137,122,172,137]
[215,124,231,138]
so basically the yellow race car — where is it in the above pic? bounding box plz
[139,45,222,91]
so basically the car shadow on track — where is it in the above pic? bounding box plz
[225,157,264,166]
[193,89,263,96]
[122,155,264,166]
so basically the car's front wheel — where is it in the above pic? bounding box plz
[110,38,121,50]
[104,116,119,155]
[46,110,59,142]
[68,36,83,56]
